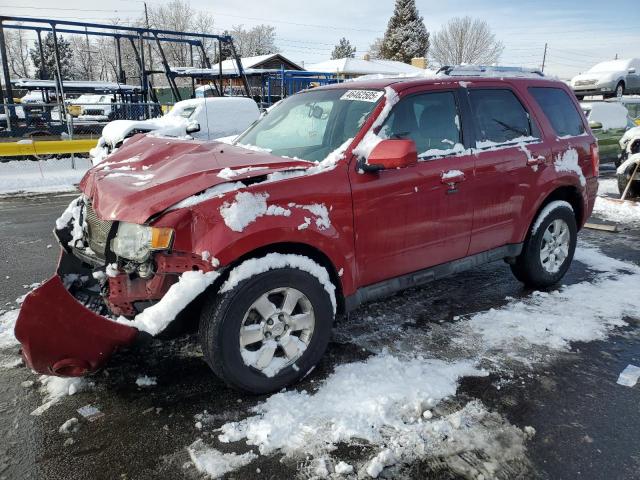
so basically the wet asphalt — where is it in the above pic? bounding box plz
[0,174,639,480]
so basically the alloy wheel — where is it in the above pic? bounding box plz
[239,287,315,377]
[539,219,570,274]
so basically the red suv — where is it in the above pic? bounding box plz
[15,75,599,394]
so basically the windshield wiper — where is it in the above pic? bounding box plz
[492,118,528,137]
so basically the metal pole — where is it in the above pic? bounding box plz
[541,43,547,72]
[115,36,124,83]
[189,43,195,97]
[0,20,16,127]
[85,26,93,80]
[153,33,181,102]
[229,40,250,98]
[36,29,46,79]
[137,32,149,118]
[51,23,74,141]
[218,40,224,97]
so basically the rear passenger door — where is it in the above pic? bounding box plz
[464,86,550,255]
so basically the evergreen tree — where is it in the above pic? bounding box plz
[380,0,430,63]
[29,33,74,80]
[331,37,356,59]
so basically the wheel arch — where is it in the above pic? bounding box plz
[217,241,346,315]
[531,185,584,233]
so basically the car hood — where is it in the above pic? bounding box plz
[80,134,311,224]
[572,72,616,83]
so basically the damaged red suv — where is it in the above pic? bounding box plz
[16,73,598,394]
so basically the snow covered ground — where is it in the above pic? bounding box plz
[0,158,91,195]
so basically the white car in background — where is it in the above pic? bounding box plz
[91,96,260,163]
[571,59,640,99]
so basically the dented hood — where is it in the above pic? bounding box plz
[80,134,311,223]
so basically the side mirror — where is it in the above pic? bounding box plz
[629,68,636,74]
[186,122,201,134]
[589,121,603,130]
[362,139,418,172]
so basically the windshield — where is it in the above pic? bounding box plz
[588,60,630,73]
[235,88,382,162]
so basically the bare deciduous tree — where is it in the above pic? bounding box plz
[429,16,504,66]
[230,24,278,58]
[5,26,31,78]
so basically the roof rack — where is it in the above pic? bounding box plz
[436,65,545,78]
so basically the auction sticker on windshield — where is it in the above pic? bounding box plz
[340,90,384,102]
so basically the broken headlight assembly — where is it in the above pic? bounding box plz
[110,222,174,262]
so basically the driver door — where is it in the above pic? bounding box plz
[349,88,475,287]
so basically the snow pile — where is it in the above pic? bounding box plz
[219,355,485,453]
[55,195,87,247]
[31,375,89,416]
[219,192,331,233]
[187,439,257,477]
[220,192,271,232]
[221,253,337,313]
[592,196,640,224]
[0,158,90,195]
[115,270,220,335]
[0,310,19,348]
[554,148,586,186]
[135,375,157,387]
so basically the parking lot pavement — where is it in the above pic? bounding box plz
[1,176,639,480]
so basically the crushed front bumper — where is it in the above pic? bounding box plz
[14,275,138,376]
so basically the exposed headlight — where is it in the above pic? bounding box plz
[111,222,174,262]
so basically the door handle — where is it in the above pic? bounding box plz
[441,170,466,184]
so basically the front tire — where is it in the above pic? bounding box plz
[199,268,334,394]
[510,203,577,288]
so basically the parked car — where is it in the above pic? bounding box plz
[97,96,260,153]
[613,97,640,125]
[616,125,640,197]
[581,101,636,159]
[16,75,598,394]
[69,94,109,118]
[571,58,640,100]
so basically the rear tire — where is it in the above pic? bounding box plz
[199,267,333,394]
[510,203,577,288]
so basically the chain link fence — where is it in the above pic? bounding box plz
[0,102,173,141]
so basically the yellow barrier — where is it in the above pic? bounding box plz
[0,139,98,157]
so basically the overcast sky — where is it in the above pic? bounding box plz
[2,0,639,78]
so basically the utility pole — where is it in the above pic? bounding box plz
[85,26,93,80]
[144,2,152,72]
[541,43,547,72]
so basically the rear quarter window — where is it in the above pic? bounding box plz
[529,87,585,137]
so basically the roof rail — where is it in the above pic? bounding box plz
[436,65,545,78]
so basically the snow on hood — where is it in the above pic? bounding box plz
[79,135,312,224]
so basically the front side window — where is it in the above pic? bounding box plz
[237,89,382,162]
[468,89,535,146]
[529,87,586,137]
[379,91,462,157]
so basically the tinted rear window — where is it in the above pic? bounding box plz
[529,87,585,137]
[468,89,534,146]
